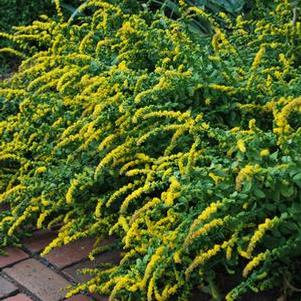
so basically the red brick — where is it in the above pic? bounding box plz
[23,230,57,253]
[65,294,93,300]
[0,247,28,268]
[0,276,18,299]
[62,251,120,283]
[4,258,70,301]
[44,238,95,269]
[3,294,33,301]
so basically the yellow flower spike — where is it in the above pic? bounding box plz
[0,185,26,203]
[260,149,270,157]
[126,168,154,177]
[37,211,50,229]
[185,218,226,246]
[94,139,134,178]
[235,164,261,191]
[120,182,159,214]
[147,276,155,301]
[237,139,246,153]
[7,213,28,237]
[36,166,47,174]
[42,221,73,255]
[88,284,97,293]
[124,219,140,248]
[243,250,270,278]
[94,199,105,218]
[65,284,86,299]
[120,249,137,265]
[118,216,129,232]
[144,110,190,122]
[161,176,181,207]
[185,242,228,279]
[0,153,21,163]
[63,210,75,224]
[188,201,223,234]
[225,233,238,260]
[130,197,161,224]
[0,48,25,58]
[140,247,165,289]
[117,61,128,71]
[161,284,178,301]
[209,172,224,185]
[252,46,266,69]
[119,160,143,175]
[246,217,279,258]
[137,124,182,146]
[274,97,301,137]
[186,139,199,173]
[209,84,236,93]
[173,251,182,264]
[164,126,188,156]
[109,278,135,301]
[65,179,79,204]
[47,215,64,230]
[0,217,14,229]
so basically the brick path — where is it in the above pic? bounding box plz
[0,230,120,301]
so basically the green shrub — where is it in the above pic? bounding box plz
[1,1,301,300]
[0,0,82,75]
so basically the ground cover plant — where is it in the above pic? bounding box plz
[0,0,81,76]
[1,0,301,300]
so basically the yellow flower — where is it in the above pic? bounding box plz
[243,250,270,278]
[117,61,128,71]
[147,277,155,301]
[188,201,222,234]
[209,172,223,184]
[274,97,301,137]
[36,166,47,174]
[252,46,265,69]
[260,149,270,157]
[0,185,26,203]
[185,217,227,246]
[185,242,228,278]
[130,197,161,224]
[66,179,79,204]
[37,211,50,229]
[209,84,235,93]
[235,164,261,191]
[120,183,156,213]
[246,217,279,258]
[161,283,179,301]
[173,251,181,264]
[161,176,181,206]
[237,139,246,153]
[141,247,165,288]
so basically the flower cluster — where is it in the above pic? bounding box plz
[0,0,301,300]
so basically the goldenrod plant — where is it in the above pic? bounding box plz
[1,0,301,300]
[0,0,81,75]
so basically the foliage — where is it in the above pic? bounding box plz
[0,0,81,76]
[1,0,301,300]
[143,0,248,34]
[147,0,246,15]
[0,0,51,32]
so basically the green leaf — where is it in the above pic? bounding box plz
[253,188,266,198]
[280,184,295,198]
[293,172,301,188]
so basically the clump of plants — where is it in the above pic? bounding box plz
[1,0,301,300]
[0,0,82,75]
